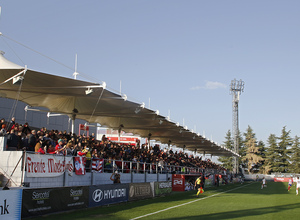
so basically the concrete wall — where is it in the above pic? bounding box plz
[24,172,170,188]
[0,150,24,187]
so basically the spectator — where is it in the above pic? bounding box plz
[65,140,73,156]
[7,129,18,151]
[73,143,82,156]
[0,118,5,128]
[82,145,91,171]
[28,130,37,151]
[37,142,46,154]
[35,136,44,152]
[7,117,15,132]
[110,171,121,184]
[22,122,31,135]
[47,144,56,154]
[0,124,6,136]
[55,139,65,155]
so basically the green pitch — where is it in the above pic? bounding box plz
[31,181,300,220]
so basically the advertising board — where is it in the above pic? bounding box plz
[154,181,172,196]
[172,174,185,191]
[274,177,290,182]
[22,186,88,217]
[89,184,129,207]
[0,189,22,220]
[129,182,153,201]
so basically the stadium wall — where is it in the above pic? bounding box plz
[244,174,274,181]
[18,181,172,218]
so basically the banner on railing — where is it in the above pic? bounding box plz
[92,158,104,173]
[26,153,73,177]
[74,156,86,175]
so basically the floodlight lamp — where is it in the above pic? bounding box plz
[184,126,188,130]
[140,102,145,108]
[85,87,93,95]
[155,110,159,115]
[101,82,107,89]
[12,76,24,85]
[176,122,180,127]
[122,94,127,101]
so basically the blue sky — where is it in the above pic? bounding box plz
[1,1,300,146]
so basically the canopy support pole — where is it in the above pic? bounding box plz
[71,113,76,134]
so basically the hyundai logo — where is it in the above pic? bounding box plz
[92,189,103,202]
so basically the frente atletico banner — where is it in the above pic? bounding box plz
[26,153,73,177]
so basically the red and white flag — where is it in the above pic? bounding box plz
[67,163,74,176]
[74,156,86,175]
[92,158,104,173]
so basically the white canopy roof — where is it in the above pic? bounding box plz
[0,52,238,157]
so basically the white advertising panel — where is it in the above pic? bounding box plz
[0,189,22,220]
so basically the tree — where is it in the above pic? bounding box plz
[277,126,292,173]
[218,130,234,171]
[242,126,263,174]
[252,140,266,173]
[289,136,300,173]
[263,134,278,174]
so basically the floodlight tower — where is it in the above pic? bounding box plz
[230,79,244,174]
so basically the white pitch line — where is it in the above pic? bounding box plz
[130,182,255,220]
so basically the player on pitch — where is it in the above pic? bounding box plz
[195,175,204,197]
[288,176,293,191]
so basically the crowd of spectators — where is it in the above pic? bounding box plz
[0,117,226,173]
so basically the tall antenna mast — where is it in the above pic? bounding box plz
[73,54,79,79]
[230,78,244,174]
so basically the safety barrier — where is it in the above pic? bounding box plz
[0,179,167,218]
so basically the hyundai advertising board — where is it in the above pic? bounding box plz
[89,184,129,207]
[0,189,22,220]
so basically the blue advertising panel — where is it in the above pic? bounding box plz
[0,189,22,220]
[89,184,129,207]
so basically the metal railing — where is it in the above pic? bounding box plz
[25,151,205,175]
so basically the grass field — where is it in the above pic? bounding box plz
[29,181,300,220]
